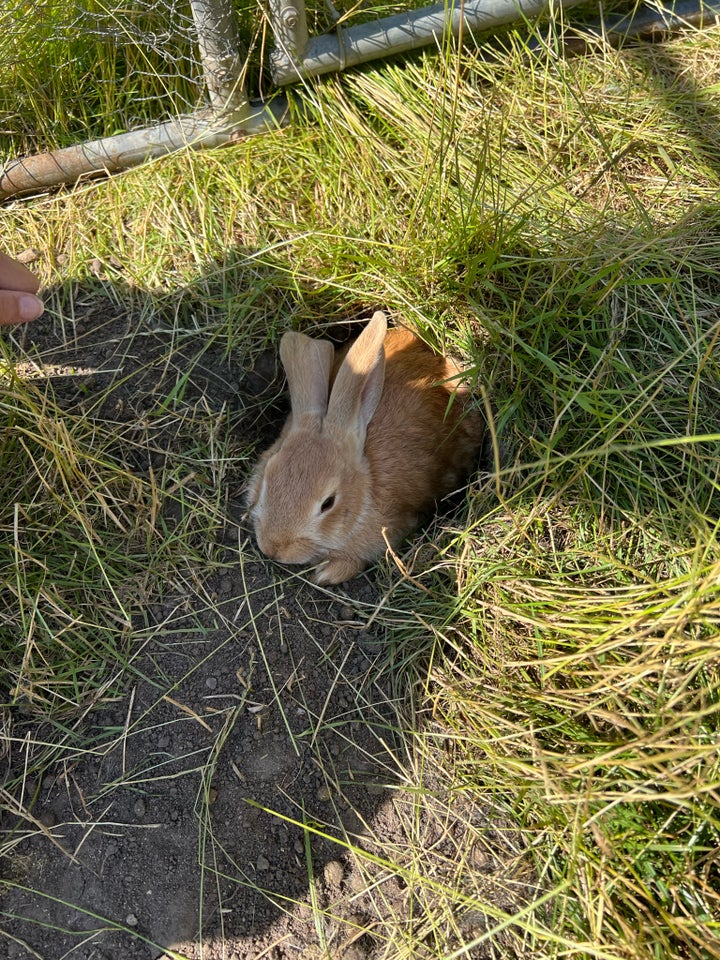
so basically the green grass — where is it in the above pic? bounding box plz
[3,3,720,958]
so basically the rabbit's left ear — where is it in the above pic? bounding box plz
[325,312,387,450]
[280,330,335,425]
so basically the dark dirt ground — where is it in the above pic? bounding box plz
[0,275,522,960]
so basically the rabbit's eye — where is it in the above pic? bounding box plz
[320,495,336,513]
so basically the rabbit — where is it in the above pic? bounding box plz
[246,311,484,585]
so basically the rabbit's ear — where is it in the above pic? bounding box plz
[326,312,387,449]
[280,331,335,421]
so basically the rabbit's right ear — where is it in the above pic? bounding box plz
[326,311,387,451]
[280,331,335,421]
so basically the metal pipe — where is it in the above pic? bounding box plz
[0,100,287,201]
[271,0,584,83]
[267,0,310,59]
[189,0,249,112]
[527,0,720,54]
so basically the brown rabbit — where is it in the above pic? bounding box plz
[246,311,483,584]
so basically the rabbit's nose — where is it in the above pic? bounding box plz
[255,530,279,559]
[256,531,294,563]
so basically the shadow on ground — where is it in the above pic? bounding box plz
[0,261,409,960]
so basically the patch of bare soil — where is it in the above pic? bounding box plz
[0,281,523,960]
[3,566,401,960]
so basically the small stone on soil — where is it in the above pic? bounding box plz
[323,860,344,887]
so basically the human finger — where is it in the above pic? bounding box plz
[0,290,45,326]
[0,251,41,295]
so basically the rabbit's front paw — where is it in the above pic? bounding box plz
[313,555,366,585]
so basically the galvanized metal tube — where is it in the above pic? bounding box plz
[267,0,311,59]
[271,0,584,83]
[190,0,249,112]
[527,0,720,54]
[0,101,287,201]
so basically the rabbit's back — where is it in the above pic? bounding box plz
[364,328,483,535]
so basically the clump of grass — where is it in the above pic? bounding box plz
[0,364,157,719]
[398,510,720,958]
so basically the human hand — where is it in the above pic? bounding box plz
[0,251,44,326]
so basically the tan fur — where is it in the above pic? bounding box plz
[361,326,483,540]
[246,313,484,584]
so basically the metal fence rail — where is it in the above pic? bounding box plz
[269,0,580,83]
[1,0,718,200]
